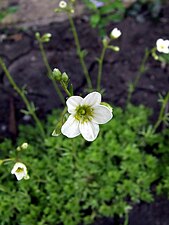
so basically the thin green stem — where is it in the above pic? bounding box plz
[127,49,150,104]
[67,13,92,89]
[0,158,15,164]
[38,40,65,104]
[154,92,169,131]
[97,45,107,91]
[123,212,129,225]
[0,58,46,138]
[60,81,72,97]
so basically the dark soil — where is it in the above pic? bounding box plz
[0,3,169,225]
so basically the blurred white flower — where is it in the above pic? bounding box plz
[21,142,28,149]
[110,28,121,39]
[61,92,113,141]
[156,38,169,54]
[59,1,67,8]
[11,162,28,181]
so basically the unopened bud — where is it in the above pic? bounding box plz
[102,37,109,47]
[41,33,52,42]
[70,8,75,14]
[21,143,28,149]
[52,68,62,81]
[112,46,120,52]
[35,32,40,39]
[62,72,69,82]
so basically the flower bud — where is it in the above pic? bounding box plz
[52,68,62,81]
[70,8,75,14]
[62,72,69,82]
[41,33,52,42]
[21,142,28,150]
[35,32,40,39]
[102,37,109,47]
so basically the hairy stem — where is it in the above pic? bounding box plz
[154,92,169,131]
[68,13,92,89]
[127,49,150,104]
[97,45,107,91]
[60,81,72,97]
[38,40,65,104]
[0,58,46,138]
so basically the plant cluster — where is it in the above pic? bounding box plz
[0,104,169,225]
[0,0,169,225]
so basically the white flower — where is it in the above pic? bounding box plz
[11,162,28,181]
[59,1,67,8]
[156,38,169,54]
[61,92,113,142]
[21,142,28,149]
[110,28,121,39]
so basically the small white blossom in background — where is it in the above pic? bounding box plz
[59,1,67,8]
[21,142,28,149]
[61,92,113,142]
[16,142,29,151]
[110,28,121,39]
[11,162,29,181]
[156,38,169,54]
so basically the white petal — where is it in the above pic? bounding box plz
[79,121,99,142]
[15,172,25,181]
[61,115,80,138]
[156,38,163,47]
[165,40,169,47]
[66,96,83,114]
[92,105,113,124]
[82,92,101,107]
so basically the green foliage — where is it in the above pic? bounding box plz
[0,105,169,225]
[82,0,162,36]
[0,6,19,22]
[82,0,125,36]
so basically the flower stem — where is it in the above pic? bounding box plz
[123,212,129,225]
[67,13,93,89]
[97,44,107,91]
[38,39,65,104]
[127,48,150,104]
[60,81,72,97]
[0,57,46,138]
[0,158,15,165]
[154,92,169,131]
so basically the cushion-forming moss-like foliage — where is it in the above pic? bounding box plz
[0,104,168,225]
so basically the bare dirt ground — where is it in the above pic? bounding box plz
[0,0,84,27]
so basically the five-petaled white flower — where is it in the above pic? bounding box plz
[59,0,67,8]
[156,38,169,54]
[11,162,28,181]
[110,28,121,39]
[61,92,113,141]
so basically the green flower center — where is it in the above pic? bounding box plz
[16,167,24,173]
[75,105,93,122]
